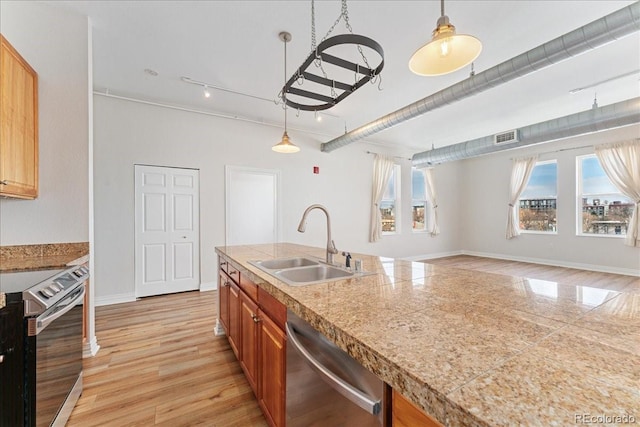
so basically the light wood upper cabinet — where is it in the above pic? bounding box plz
[0,35,38,199]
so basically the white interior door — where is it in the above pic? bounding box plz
[226,166,280,245]
[135,165,200,297]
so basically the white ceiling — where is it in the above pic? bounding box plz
[55,0,640,156]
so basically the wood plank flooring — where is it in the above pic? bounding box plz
[424,255,640,293]
[67,291,267,427]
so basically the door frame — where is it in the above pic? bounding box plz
[225,166,281,245]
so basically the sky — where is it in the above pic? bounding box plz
[521,162,557,198]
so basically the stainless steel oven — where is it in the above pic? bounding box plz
[1,264,88,427]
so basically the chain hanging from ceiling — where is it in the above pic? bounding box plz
[280,0,384,112]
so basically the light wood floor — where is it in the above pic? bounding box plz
[67,291,267,427]
[68,258,638,426]
[424,255,639,293]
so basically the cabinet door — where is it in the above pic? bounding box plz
[228,281,241,359]
[218,271,230,332]
[259,310,286,427]
[239,290,259,395]
[0,35,38,199]
[392,389,442,427]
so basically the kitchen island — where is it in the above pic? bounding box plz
[216,243,639,426]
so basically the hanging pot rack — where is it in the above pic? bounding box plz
[282,33,384,111]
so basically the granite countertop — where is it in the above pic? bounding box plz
[0,243,89,272]
[216,243,639,426]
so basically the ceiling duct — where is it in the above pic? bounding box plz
[320,2,640,153]
[412,97,640,166]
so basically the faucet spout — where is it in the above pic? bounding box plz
[297,204,338,265]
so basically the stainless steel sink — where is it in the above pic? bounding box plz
[248,257,370,286]
[255,257,319,270]
[276,265,354,284]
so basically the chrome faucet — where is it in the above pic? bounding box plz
[297,204,339,265]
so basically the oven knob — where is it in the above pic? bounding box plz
[39,288,54,298]
[50,283,63,292]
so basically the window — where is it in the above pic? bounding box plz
[412,168,427,232]
[578,155,632,236]
[519,160,557,232]
[380,165,400,233]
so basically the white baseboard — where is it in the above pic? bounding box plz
[83,337,100,358]
[200,281,217,291]
[402,250,464,262]
[461,250,640,277]
[95,293,137,306]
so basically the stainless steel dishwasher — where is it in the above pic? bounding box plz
[286,310,384,426]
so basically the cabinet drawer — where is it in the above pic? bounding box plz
[219,257,240,284]
[258,287,286,330]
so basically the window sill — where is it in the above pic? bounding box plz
[576,233,626,239]
[519,230,557,235]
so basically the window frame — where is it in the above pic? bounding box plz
[411,167,428,233]
[576,154,629,239]
[381,164,401,235]
[518,159,558,235]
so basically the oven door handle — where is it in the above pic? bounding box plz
[34,285,85,335]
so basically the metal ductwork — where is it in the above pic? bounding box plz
[412,97,640,166]
[320,2,640,153]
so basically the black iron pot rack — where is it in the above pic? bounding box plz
[283,34,384,111]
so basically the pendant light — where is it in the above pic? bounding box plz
[272,32,300,154]
[409,0,482,76]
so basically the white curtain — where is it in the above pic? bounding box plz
[370,154,395,242]
[595,140,640,247]
[423,167,440,236]
[506,156,538,239]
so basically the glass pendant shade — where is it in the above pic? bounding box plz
[409,16,482,76]
[272,131,300,153]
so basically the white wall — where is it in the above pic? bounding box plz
[459,125,640,275]
[0,2,89,245]
[93,95,462,302]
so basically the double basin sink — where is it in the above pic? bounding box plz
[249,257,369,286]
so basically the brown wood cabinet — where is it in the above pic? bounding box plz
[0,35,38,199]
[239,290,259,394]
[392,389,443,427]
[228,280,241,360]
[218,271,230,333]
[258,310,286,427]
[218,255,287,427]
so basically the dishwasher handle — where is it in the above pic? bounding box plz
[285,321,381,415]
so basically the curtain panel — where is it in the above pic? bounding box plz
[506,156,538,239]
[595,140,640,247]
[370,154,395,242]
[424,168,440,236]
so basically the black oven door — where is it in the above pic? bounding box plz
[25,283,85,427]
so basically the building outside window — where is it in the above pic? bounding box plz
[412,168,427,232]
[578,154,632,236]
[519,160,557,232]
[381,165,400,233]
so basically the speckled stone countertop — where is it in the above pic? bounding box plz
[0,242,89,272]
[216,243,639,426]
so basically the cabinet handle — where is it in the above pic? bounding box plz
[251,314,261,323]
[0,180,8,185]
[0,354,4,363]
